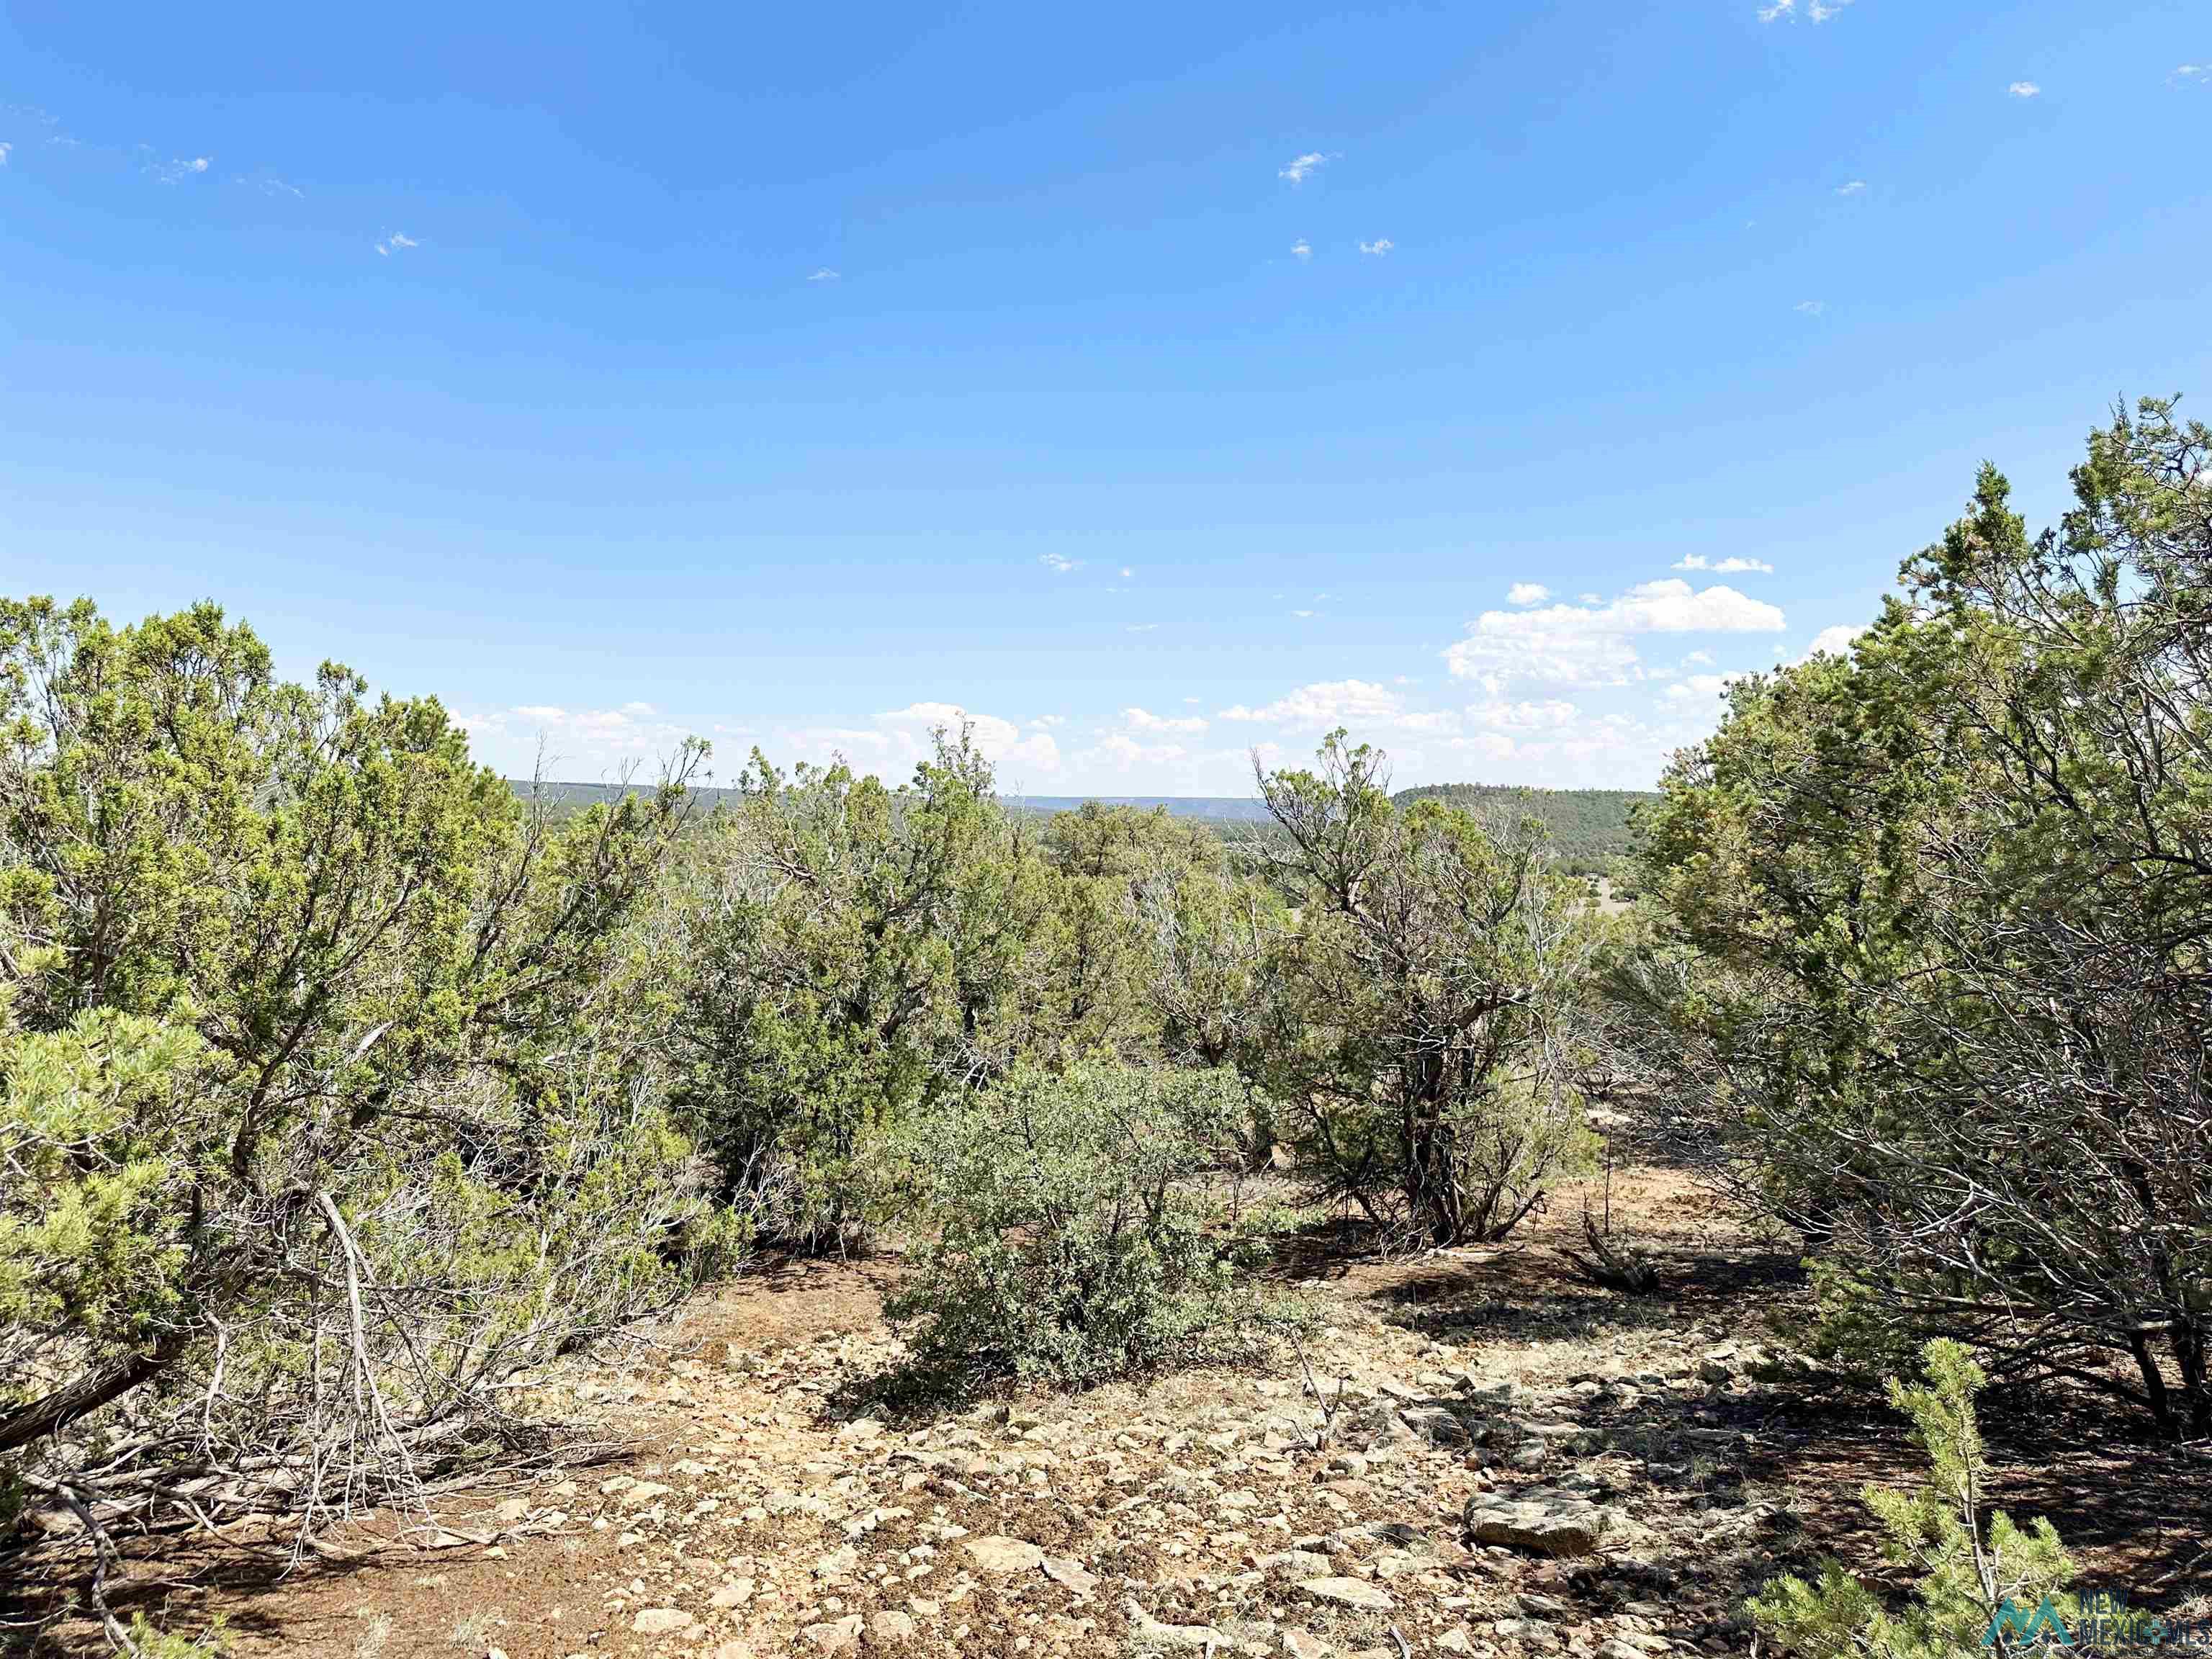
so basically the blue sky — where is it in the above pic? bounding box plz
[6,1,2209,794]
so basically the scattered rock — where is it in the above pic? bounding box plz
[631,1607,696,1636]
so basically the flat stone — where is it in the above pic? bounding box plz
[964,1534,1046,1573]
[1040,1555,1099,1598]
[1464,1489,1611,1556]
[1124,1599,1231,1651]
[632,1607,696,1636]
[868,1609,917,1644]
[800,1616,863,1653]
[1300,1577,1396,1611]
[1259,1549,1334,1580]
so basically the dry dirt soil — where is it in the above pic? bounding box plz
[14,1161,2211,1658]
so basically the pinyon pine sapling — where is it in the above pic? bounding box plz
[1749,1340,2074,1658]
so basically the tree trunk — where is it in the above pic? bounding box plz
[0,1337,184,1455]
[2172,1321,2210,1438]
[2127,1331,2174,1438]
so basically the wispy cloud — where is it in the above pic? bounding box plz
[1290,238,1312,261]
[2008,81,2041,99]
[1674,554,1775,574]
[1038,554,1081,575]
[152,154,212,183]
[375,231,420,257]
[1358,238,1394,256]
[807,267,840,282]
[1835,179,1866,197]
[1278,151,1332,186]
[0,143,10,167]
[2175,64,2208,85]
[1795,299,1825,316]
[1760,0,1853,22]
[1507,583,1551,606]
[1127,622,1160,634]
[1124,706,1208,735]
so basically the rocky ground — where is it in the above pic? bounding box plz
[17,1163,2211,1657]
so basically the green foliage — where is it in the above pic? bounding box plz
[1247,734,1596,1247]
[122,1616,229,1658]
[1750,1341,2074,1659]
[660,727,1084,1245]
[882,1064,1288,1389]
[1392,783,1653,875]
[1627,399,2212,1432]
[0,595,738,1537]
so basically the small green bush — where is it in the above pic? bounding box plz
[1749,1340,2074,1658]
[883,1064,1287,1388]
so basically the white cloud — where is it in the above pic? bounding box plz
[1290,238,1312,261]
[1682,649,1715,667]
[1507,583,1552,606]
[1124,706,1208,735]
[1291,608,1316,619]
[460,700,697,780]
[2008,81,2041,99]
[1278,151,1331,185]
[1757,0,1794,18]
[1662,673,1736,704]
[2176,65,2208,84]
[1835,179,1866,197]
[1673,554,1774,574]
[776,702,1064,787]
[1128,622,1159,634]
[807,267,840,282]
[1220,678,1414,731]
[1358,238,1394,256]
[1802,623,1866,660]
[1444,579,1786,689]
[1795,299,1825,316]
[0,143,11,166]
[376,231,420,256]
[1038,554,1081,574]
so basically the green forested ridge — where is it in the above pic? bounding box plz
[1392,782,1653,871]
[518,778,1647,868]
